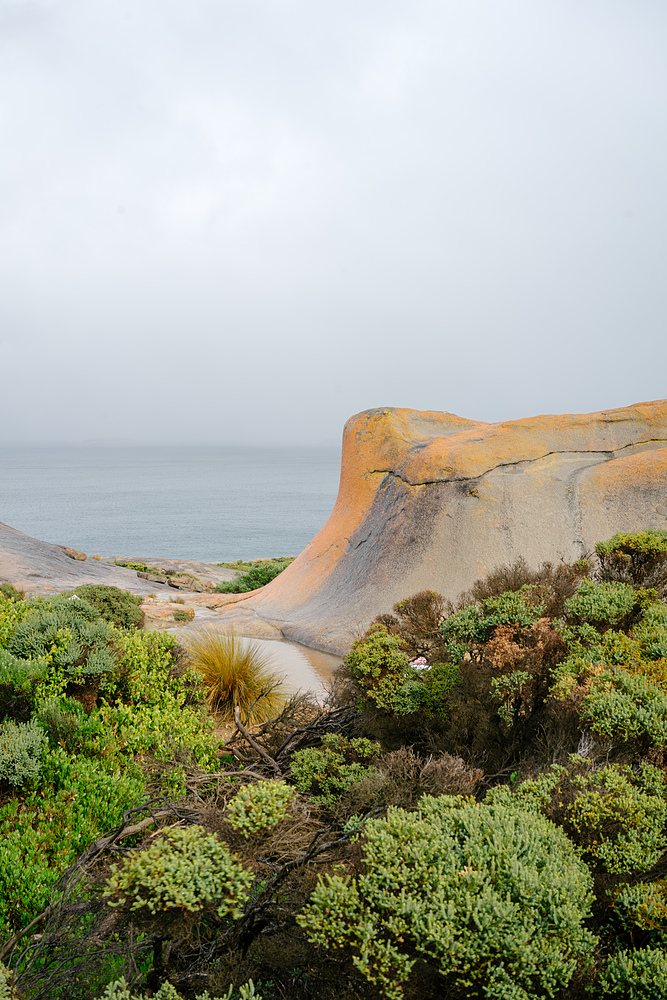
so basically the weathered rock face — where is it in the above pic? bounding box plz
[218,400,667,654]
[0,522,173,595]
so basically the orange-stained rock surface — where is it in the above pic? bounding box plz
[214,400,667,654]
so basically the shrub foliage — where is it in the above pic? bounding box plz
[298,795,596,1000]
[4,531,667,1000]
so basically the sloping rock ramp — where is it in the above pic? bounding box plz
[216,400,667,654]
[0,521,172,595]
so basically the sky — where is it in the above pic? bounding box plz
[1,0,666,445]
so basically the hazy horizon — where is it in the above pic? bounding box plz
[2,1,666,446]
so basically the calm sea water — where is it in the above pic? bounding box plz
[0,446,341,562]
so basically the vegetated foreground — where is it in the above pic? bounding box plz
[1,532,667,999]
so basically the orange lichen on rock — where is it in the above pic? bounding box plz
[219,400,667,655]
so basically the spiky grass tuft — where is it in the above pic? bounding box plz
[186,629,285,724]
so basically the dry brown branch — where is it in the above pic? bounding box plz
[234,706,283,776]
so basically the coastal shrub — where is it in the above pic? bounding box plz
[596,530,667,596]
[0,595,31,648]
[441,585,546,659]
[594,946,667,998]
[336,747,483,817]
[345,624,452,716]
[429,588,566,764]
[226,779,293,835]
[0,963,19,1000]
[492,762,667,875]
[95,978,263,1000]
[0,746,145,938]
[290,733,381,808]
[0,584,23,602]
[215,558,293,594]
[185,629,284,723]
[0,718,47,785]
[372,590,451,661]
[104,825,253,920]
[72,584,144,629]
[298,795,596,1000]
[7,593,117,684]
[0,648,47,719]
[612,880,667,945]
[459,557,586,617]
[37,695,103,754]
[94,630,219,790]
[98,697,218,790]
[549,582,667,749]
[581,668,667,747]
[564,580,640,632]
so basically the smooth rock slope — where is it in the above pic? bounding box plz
[0,521,172,594]
[216,400,667,653]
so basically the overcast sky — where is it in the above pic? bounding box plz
[1,0,666,445]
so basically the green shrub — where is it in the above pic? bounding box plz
[0,595,31,648]
[109,629,183,702]
[564,580,639,631]
[72,584,144,629]
[104,824,253,920]
[98,697,218,789]
[226,779,293,835]
[0,583,23,602]
[0,647,47,718]
[114,561,151,573]
[96,630,218,790]
[596,530,667,596]
[8,593,116,682]
[0,718,47,785]
[185,629,284,724]
[597,531,667,560]
[0,962,19,1000]
[345,625,434,715]
[550,592,667,748]
[594,946,667,998]
[441,586,546,659]
[36,695,103,754]
[612,880,667,944]
[95,977,263,1000]
[493,762,667,875]
[215,558,293,594]
[629,602,667,660]
[372,590,452,662]
[0,747,145,937]
[298,795,596,1000]
[581,668,667,747]
[290,734,381,808]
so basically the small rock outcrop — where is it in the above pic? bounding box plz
[217,400,667,653]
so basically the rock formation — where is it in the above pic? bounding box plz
[216,399,667,653]
[0,521,172,595]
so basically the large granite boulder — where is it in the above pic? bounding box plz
[218,399,667,654]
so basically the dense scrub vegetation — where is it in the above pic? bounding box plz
[1,531,667,999]
[214,559,294,594]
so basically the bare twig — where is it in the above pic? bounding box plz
[233,706,282,777]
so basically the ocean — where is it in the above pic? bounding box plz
[0,445,342,563]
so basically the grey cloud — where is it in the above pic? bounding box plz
[1,0,666,444]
